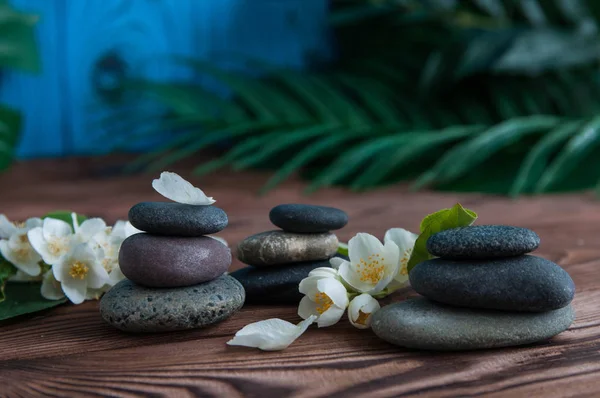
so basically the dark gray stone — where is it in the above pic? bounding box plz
[236,230,338,267]
[269,204,348,233]
[230,260,332,304]
[409,255,575,312]
[100,275,245,333]
[427,225,540,259]
[372,298,575,351]
[129,202,228,236]
[119,234,231,288]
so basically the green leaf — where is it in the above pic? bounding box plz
[0,283,67,321]
[407,203,478,272]
[0,259,17,302]
[44,211,88,229]
[337,242,349,257]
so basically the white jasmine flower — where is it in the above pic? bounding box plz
[384,228,418,283]
[0,216,43,276]
[40,270,66,301]
[336,233,400,295]
[298,277,348,327]
[227,315,317,351]
[52,243,109,304]
[28,218,74,265]
[348,294,381,329]
[9,269,43,282]
[88,220,131,287]
[152,171,215,205]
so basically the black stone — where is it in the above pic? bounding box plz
[409,255,575,312]
[426,225,540,259]
[269,204,348,233]
[229,260,332,304]
[129,202,227,236]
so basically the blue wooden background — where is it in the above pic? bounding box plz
[0,0,329,158]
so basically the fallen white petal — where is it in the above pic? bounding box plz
[152,171,216,205]
[227,315,316,351]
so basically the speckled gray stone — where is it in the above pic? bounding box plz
[409,255,575,312]
[427,225,540,259]
[119,234,231,288]
[236,230,339,267]
[230,260,332,304]
[269,204,348,233]
[100,275,245,333]
[129,202,228,236]
[371,298,575,351]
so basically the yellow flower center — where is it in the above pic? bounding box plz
[15,221,26,228]
[18,234,29,244]
[15,247,30,261]
[357,253,385,284]
[69,261,89,280]
[400,248,412,276]
[48,239,68,256]
[314,292,333,314]
[102,258,114,272]
[355,310,370,325]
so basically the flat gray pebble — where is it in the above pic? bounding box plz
[269,204,348,233]
[371,298,575,351]
[409,255,575,312]
[100,275,245,333]
[427,225,540,259]
[129,202,228,236]
[119,234,231,287]
[236,230,338,267]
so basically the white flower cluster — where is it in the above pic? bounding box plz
[0,214,141,304]
[228,228,417,351]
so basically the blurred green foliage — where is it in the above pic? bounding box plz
[114,0,600,195]
[0,0,39,170]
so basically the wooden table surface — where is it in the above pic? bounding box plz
[1,157,599,397]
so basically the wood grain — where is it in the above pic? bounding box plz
[0,156,599,397]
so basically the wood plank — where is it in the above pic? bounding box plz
[0,0,66,158]
[0,156,599,397]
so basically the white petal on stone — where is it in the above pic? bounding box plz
[209,235,228,247]
[329,256,346,270]
[348,294,380,329]
[227,315,316,351]
[152,171,216,205]
[298,295,318,319]
[317,306,345,328]
[124,222,143,237]
[384,228,418,253]
[308,267,338,279]
[317,278,348,309]
[41,271,66,300]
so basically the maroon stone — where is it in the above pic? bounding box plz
[119,234,231,287]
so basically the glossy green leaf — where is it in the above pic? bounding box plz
[0,283,67,321]
[407,203,478,272]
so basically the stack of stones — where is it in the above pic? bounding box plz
[231,204,348,304]
[373,225,576,351]
[100,202,245,333]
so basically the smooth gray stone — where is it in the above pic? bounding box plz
[230,260,332,304]
[371,298,575,351]
[269,204,348,233]
[100,275,245,333]
[409,255,575,312]
[119,234,231,288]
[129,202,228,236]
[236,230,339,267]
[427,225,540,259]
